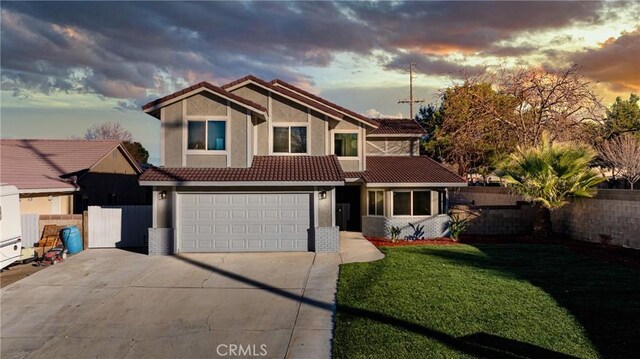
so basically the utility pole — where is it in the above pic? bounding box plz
[398,62,424,119]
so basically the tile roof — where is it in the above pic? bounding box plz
[139,155,345,183]
[367,119,426,136]
[348,156,465,184]
[141,81,267,113]
[0,139,132,191]
[222,75,344,119]
[270,78,380,127]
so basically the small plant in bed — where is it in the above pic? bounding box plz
[386,225,401,243]
[405,223,425,241]
[449,214,469,240]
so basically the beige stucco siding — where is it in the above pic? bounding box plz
[163,101,183,167]
[272,94,307,122]
[338,159,361,172]
[318,188,333,227]
[154,187,173,228]
[309,111,327,155]
[332,116,360,130]
[230,84,269,110]
[255,116,269,156]
[229,103,248,167]
[186,155,227,167]
[186,93,227,116]
[90,148,137,174]
[20,194,73,215]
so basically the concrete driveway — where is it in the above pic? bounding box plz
[1,233,383,359]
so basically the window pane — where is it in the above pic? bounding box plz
[187,121,206,150]
[273,127,289,153]
[393,192,411,216]
[207,121,226,150]
[291,127,307,153]
[376,191,384,215]
[368,191,376,215]
[334,133,358,157]
[413,191,431,216]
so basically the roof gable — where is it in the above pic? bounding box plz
[141,81,267,117]
[0,139,142,191]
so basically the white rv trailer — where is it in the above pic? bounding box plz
[1,184,22,270]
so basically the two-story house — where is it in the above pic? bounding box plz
[139,75,465,255]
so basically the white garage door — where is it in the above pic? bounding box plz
[179,193,311,252]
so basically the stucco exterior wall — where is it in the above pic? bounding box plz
[163,101,183,167]
[229,103,248,167]
[255,116,269,155]
[20,194,74,215]
[186,93,227,116]
[339,159,360,172]
[309,111,327,155]
[318,188,333,227]
[154,187,173,228]
[230,84,269,110]
[90,148,137,175]
[272,94,307,122]
[333,116,360,130]
[186,155,227,167]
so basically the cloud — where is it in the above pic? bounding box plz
[0,0,628,108]
[570,28,640,92]
[364,109,403,119]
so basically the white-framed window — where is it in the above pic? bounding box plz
[392,190,431,216]
[334,132,358,157]
[187,120,226,151]
[368,190,384,216]
[273,125,307,153]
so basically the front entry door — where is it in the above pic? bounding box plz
[336,203,350,231]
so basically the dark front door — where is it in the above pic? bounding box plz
[335,186,361,231]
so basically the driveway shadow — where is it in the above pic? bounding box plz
[423,244,640,358]
[174,254,575,358]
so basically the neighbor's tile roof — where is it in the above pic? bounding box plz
[141,81,267,113]
[0,139,125,191]
[367,119,426,136]
[346,156,465,184]
[140,155,345,183]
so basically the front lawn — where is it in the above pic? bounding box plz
[334,244,640,358]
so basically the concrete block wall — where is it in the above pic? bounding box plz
[451,187,523,206]
[362,215,450,239]
[148,228,174,255]
[450,203,533,235]
[551,190,640,249]
[311,226,340,252]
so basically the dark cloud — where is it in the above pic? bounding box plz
[0,1,624,108]
[384,52,485,79]
[570,28,640,92]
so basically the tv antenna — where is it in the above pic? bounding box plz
[398,62,425,119]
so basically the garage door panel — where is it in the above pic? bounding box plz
[179,193,310,252]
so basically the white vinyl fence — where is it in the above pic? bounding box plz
[88,205,151,248]
[20,214,40,248]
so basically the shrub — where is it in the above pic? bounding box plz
[449,215,468,240]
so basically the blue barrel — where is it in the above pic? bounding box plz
[61,226,83,255]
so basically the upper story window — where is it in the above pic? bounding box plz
[187,120,226,151]
[273,126,307,153]
[393,190,431,216]
[334,133,358,157]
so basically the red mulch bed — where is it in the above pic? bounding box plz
[367,234,640,269]
[365,236,459,247]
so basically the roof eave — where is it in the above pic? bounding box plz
[365,182,468,188]
[139,180,345,187]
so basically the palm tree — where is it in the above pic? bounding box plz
[496,133,604,238]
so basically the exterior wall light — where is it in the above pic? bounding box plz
[319,190,327,200]
[159,191,167,200]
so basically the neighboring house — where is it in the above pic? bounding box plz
[139,75,466,254]
[0,139,147,215]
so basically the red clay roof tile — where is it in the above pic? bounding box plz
[347,156,465,184]
[367,119,426,136]
[139,155,345,183]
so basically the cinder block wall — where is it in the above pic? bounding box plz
[451,187,523,206]
[551,190,640,249]
[362,215,450,239]
[450,203,533,235]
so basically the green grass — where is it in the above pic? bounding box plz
[334,244,640,359]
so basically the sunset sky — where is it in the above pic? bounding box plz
[1,1,638,164]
